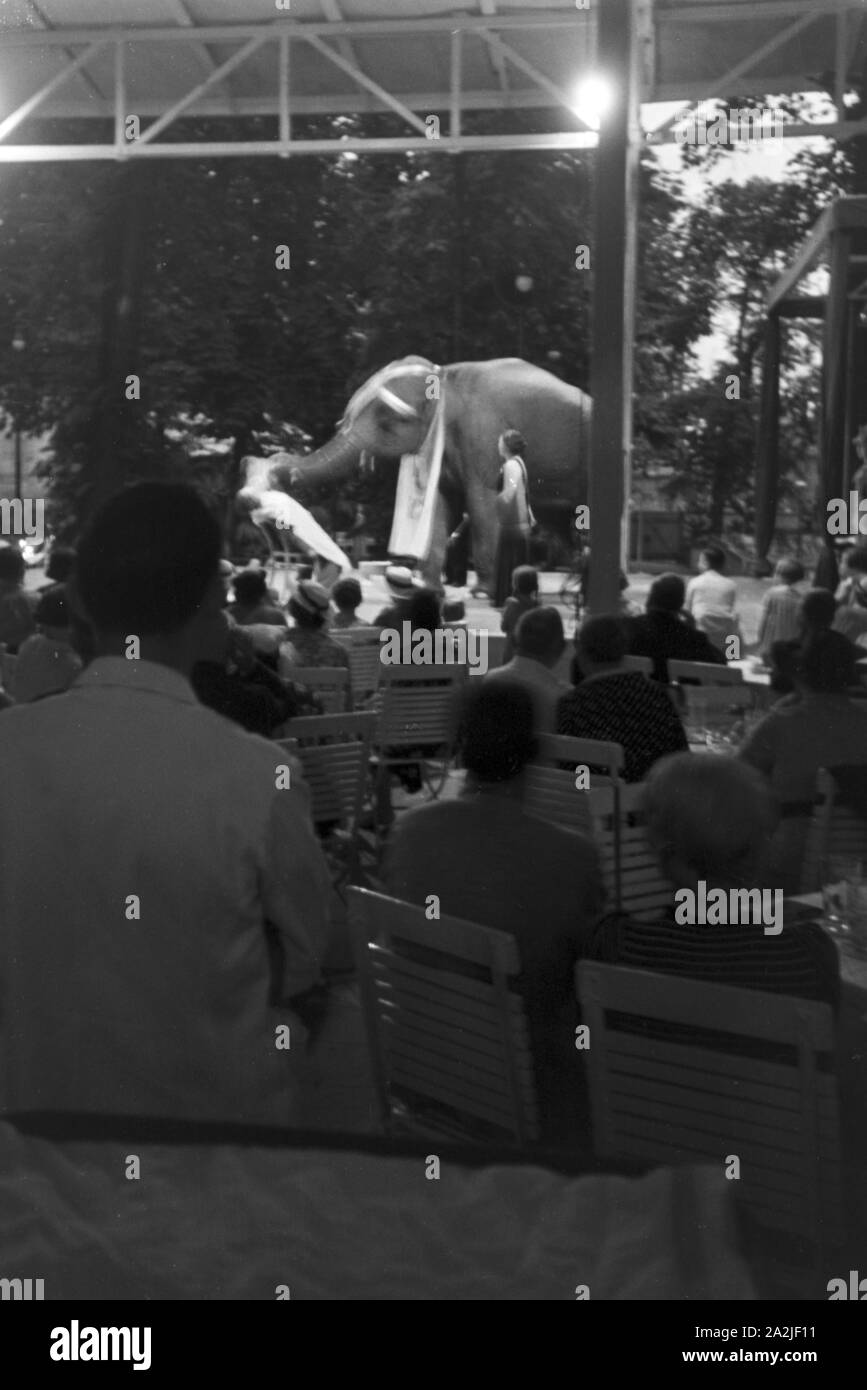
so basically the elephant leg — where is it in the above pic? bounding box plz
[464,483,499,594]
[419,490,450,590]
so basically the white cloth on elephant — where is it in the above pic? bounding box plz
[388,387,446,561]
[251,490,350,573]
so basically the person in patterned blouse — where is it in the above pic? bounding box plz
[558,615,688,782]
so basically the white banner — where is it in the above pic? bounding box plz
[387,390,446,560]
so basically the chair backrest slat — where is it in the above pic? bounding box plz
[376,664,466,748]
[277,712,374,829]
[332,629,384,702]
[577,961,841,1268]
[589,781,671,916]
[523,734,622,837]
[349,887,539,1144]
[284,665,351,714]
[668,660,744,686]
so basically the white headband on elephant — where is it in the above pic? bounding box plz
[342,360,441,425]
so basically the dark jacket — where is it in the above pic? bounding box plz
[625,609,727,683]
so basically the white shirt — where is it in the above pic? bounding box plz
[685,569,740,651]
[0,657,330,1125]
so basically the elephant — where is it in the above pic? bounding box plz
[238,356,592,592]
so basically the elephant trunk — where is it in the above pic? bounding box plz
[271,430,362,490]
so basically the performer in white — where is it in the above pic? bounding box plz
[238,458,351,594]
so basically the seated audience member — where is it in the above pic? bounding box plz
[192,611,308,737]
[0,481,330,1124]
[740,629,867,807]
[767,587,837,695]
[406,585,442,634]
[0,544,38,653]
[373,564,420,627]
[833,574,867,648]
[11,585,83,703]
[625,573,727,682]
[685,545,741,654]
[38,543,76,592]
[280,580,351,675]
[756,558,804,662]
[228,568,287,627]
[501,565,539,663]
[384,681,604,1142]
[835,542,867,606]
[586,754,839,1008]
[558,616,688,782]
[485,605,568,732]
[377,587,446,802]
[331,576,368,629]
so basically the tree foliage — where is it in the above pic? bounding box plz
[0,104,856,553]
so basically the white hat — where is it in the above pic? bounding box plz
[292,579,332,615]
[385,565,420,599]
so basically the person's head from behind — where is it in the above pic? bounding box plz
[75,482,224,673]
[461,681,536,789]
[699,545,726,574]
[646,573,685,615]
[498,428,526,461]
[0,545,25,590]
[45,545,76,585]
[407,586,442,634]
[512,565,538,601]
[514,605,565,668]
[34,585,72,642]
[795,629,857,694]
[800,587,836,635]
[232,569,269,610]
[843,544,867,579]
[332,576,362,615]
[575,614,627,677]
[288,580,330,630]
[642,753,778,892]
[774,557,804,587]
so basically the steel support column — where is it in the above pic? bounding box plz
[587,0,639,615]
[753,313,782,567]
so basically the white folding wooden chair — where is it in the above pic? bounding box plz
[349,886,540,1146]
[278,712,376,881]
[523,733,624,839]
[668,659,744,687]
[331,627,384,705]
[577,962,842,1288]
[282,665,351,714]
[589,781,672,918]
[373,662,467,800]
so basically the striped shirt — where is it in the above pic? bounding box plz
[585,907,839,1010]
[756,584,802,660]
